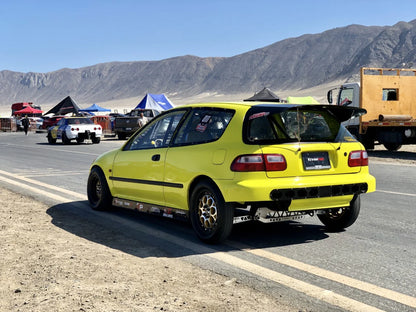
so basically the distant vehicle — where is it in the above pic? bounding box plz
[47,117,102,144]
[114,109,160,139]
[29,117,44,129]
[327,67,416,151]
[42,116,65,129]
[87,102,375,243]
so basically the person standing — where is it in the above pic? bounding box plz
[138,112,148,128]
[22,115,30,135]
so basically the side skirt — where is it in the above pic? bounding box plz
[112,197,188,220]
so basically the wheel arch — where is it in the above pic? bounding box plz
[187,175,221,207]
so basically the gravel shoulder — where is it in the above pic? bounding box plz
[0,188,294,312]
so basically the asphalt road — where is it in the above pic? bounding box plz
[0,131,415,312]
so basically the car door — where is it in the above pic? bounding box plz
[111,109,187,206]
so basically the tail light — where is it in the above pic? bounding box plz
[71,127,80,131]
[348,150,368,167]
[231,154,287,172]
[94,127,101,130]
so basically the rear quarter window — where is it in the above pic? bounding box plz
[173,108,235,146]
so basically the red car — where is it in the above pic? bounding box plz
[42,116,65,129]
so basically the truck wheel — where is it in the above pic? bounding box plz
[118,133,126,140]
[62,132,71,145]
[318,195,360,231]
[47,133,56,144]
[189,181,233,244]
[383,143,401,151]
[87,167,113,211]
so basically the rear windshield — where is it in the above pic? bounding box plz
[244,107,357,144]
[67,118,94,125]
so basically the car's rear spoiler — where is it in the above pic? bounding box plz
[252,103,367,123]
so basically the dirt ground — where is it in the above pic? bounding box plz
[1,146,415,312]
[0,188,295,312]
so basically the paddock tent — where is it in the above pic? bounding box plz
[80,103,111,112]
[244,87,281,102]
[286,96,319,104]
[134,93,174,111]
[44,96,81,115]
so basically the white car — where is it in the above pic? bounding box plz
[47,117,102,144]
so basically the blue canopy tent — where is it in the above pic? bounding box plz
[80,103,111,112]
[134,94,174,111]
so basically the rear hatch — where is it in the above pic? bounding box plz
[244,104,366,178]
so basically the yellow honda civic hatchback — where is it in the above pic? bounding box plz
[87,102,375,243]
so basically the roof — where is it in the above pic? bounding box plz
[135,94,174,111]
[244,87,281,102]
[80,103,111,112]
[44,96,81,115]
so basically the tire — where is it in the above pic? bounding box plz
[383,143,402,151]
[87,167,113,211]
[117,133,126,140]
[92,137,101,144]
[318,195,360,231]
[189,181,233,244]
[76,137,85,144]
[47,133,56,144]
[62,132,71,145]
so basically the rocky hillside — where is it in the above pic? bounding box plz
[0,19,415,107]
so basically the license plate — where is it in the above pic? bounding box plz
[302,152,330,170]
[125,127,131,131]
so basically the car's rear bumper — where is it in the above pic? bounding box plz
[218,172,376,212]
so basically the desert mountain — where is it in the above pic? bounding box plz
[0,19,415,107]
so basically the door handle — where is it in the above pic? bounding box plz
[152,154,161,161]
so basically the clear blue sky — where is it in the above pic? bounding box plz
[1,0,414,73]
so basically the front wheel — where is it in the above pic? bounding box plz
[318,195,360,231]
[189,181,233,244]
[87,167,113,211]
[47,133,56,144]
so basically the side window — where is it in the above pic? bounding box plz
[173,108,234,146]
[382,88,398,101]
[339,88,354,106]
[126,110,186,150]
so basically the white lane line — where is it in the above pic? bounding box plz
[0,142,100,156]
[376,189,416,197]
[207,252,385,312]
[228,242,416,309]
[0,174,73,203]
[0,169,87,200]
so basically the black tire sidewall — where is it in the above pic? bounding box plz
[189,181,233,244]
[87,167,112,211]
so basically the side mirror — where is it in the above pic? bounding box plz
[327,90,333,104]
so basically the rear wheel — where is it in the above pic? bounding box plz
[62,132,71,144]
[87,167,113,211]
[92,137,101,144]
[383,143,402,151]
[318,195,360,231]
[76,137,85,144]
[189,181,233,244]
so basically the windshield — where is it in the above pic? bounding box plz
[245,107,357,144]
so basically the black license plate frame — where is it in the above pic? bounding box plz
[302,152,331,170]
